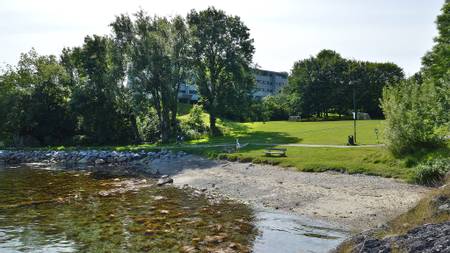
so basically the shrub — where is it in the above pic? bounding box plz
[381,78,449,156]
[136,109,160,143]
[413,158,450,186]
[180,104,209,140]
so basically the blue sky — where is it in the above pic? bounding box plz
[0,0,445,75]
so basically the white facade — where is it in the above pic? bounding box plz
[178,69,288,102]
[177,83,199,102]
[252,69,288,100]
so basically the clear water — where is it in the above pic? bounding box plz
[0,165,256,252]
[0,164,348,253]
[253,211,348,253]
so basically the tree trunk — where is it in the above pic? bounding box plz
[130,114,140,143]
[160,107,170,143]
[209,113,218,136]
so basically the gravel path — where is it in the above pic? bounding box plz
[152,155,429,232]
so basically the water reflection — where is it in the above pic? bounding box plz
[253,210,348,253]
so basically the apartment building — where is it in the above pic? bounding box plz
[178,68,288,102]
[252,69,288,100]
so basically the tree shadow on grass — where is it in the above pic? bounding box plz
[236,131,301,145]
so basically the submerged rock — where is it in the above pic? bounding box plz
[157,177,174,186]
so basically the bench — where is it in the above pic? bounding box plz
[264,148,287,157]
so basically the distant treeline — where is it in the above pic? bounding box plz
[253,50,404,121]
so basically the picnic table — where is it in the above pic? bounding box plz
[264,147,287,157]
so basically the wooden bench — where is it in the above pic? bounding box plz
[264,148,287,157]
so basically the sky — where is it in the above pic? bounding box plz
[0,0,445,76]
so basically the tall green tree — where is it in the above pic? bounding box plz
[0,49,75,146]
[286,50,349,118]
[421,1,450,81]
[111,11,191,143]
[62,36,137,144]
[287,50,404,119]
[348,61,403,118]
[381,1,449,156]
[187,7,255,134]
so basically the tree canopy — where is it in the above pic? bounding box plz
[285,49,404,119]
[381,1,449,156]
[187,7,255,134]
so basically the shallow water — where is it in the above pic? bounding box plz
[0,164,348,252]
[253,211,348,253]
[0,165,256,252]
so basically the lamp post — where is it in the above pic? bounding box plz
[349,80,357,145]
[353,83,356,144]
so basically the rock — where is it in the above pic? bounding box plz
[78,157,89,164]
[117,156,128,163]
[180,246,197,253]
[95,158,105,165]
[438,203,450,212]
[144,229,155,236]
[157,177,174,186]
[346,221,450,252]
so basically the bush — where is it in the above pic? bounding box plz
[136,109,160,143]
[180,104,209,140]
[413,158,450,186]
[381,78,449,156]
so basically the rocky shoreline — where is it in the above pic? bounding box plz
[0,149,187,175]
[335,222,450,252]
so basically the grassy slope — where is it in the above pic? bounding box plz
[189,120,384,145]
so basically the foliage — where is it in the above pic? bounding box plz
[186,104,208,132]
[287,49,404,119]
[62,36,138,145]
[380,1,449,158]
[381,78,449,156]
[136,108,161,143]
[187,7,255,134]
[413,158,450,186]
[110,11,191,143]
[180,104,209,140]
[248,94,293,121]
[421,1,450,82]
[262,94,293,120]
[0,49,76,146]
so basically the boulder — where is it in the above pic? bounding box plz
[157,177,174,186]
[95,159,106,165]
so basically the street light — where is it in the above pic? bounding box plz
[349,80,357,145]
[353,82,356,144]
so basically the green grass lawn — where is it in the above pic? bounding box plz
[188,119,384,145]
[186,145,414,181]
